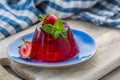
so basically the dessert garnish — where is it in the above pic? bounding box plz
[18,38,32,59]
[40,14,68,40]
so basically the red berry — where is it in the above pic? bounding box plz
[43,14,57,25]
[19,42,32,59]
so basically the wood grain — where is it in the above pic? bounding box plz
[0,61,20,80]
[0,20,120,80]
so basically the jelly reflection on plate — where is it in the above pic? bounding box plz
[7,29,96,67]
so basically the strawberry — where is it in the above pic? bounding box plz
[18,38,32,59]
[42,14,57,25]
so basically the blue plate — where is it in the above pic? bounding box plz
[7,29,96,67]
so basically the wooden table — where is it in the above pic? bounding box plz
[0,20,120,80]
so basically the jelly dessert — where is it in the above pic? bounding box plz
[19,14,79,62]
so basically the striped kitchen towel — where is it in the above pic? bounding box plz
[0,0,40,40]
[0,0,120,40]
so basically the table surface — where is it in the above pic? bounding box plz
[0,20,120,80]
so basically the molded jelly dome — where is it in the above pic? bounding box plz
[31,22,79,62]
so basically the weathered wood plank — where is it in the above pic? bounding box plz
[0,65,20,80]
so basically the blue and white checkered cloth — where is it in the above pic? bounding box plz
[0,0,120,40]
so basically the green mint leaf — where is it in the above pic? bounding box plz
[53,18,63,29]
[41,18,68,40]
[41,24,53,34]
[60,31,68,40]
[53,31,61,39]
[53,19,68,40]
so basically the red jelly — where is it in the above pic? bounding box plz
[31,22,79,62]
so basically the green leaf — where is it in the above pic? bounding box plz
[41,24,53,34]
[39,14,50,22]
[53,31,61,39]
[41,18,68,40]
[18,38,26,48]
[22,38,26,43]
[53,18,63,29]
[60,32,68,40]
[18,45,21,48]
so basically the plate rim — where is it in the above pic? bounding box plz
[7,28,97,68]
